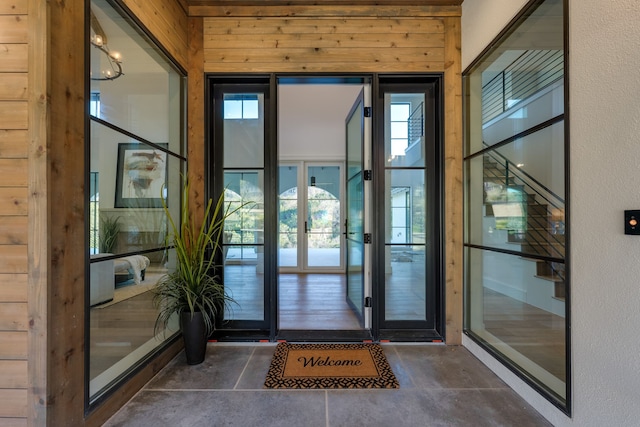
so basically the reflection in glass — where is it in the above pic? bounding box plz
[463,0,567,407]
[223,93,264,168]
[88,0,184,402]
[385,93,426,167]
[223,172,265,321]
[384,246,426,321]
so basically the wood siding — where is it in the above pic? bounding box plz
[0,0,28,423]
[122,0,189,69]
[203,16,448,73]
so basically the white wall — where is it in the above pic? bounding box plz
[278,84,364,161]
[462,0,640,426]
[461,0,528,70]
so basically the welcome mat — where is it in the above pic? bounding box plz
[264,343,399,389]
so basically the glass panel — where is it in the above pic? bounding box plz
[90,0,183,155]
[384,245,426,321]
[466,247,566,398]
[224,247,264,321]
[279,166,298,268]
[385,170,426,245]
[89,121,182,256]
[89,247,178,397]
[223,93,265,168]
[223,172,264,321]
[384,169,426,321]
[463,0,567,408]
[307,166,341,268]
[384,93,426,167]
[467,121,565,260]
[345,92,364,320]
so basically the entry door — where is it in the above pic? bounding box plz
[345,90,366,326]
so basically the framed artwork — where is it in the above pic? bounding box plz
[115,143,168,208]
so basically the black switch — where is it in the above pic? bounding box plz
[624,210,640,235]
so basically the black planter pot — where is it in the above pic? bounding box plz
[180,311,207,365]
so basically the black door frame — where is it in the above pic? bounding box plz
[206,73,445,342]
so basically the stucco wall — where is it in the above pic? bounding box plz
[462,0,640,425]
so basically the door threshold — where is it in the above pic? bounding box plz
[277,329,373,342]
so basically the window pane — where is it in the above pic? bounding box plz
[466,247,566,397]
[279,166,298,268]
[90,0,183,155]
[384,245,426,321]
[223,171,265,321]
[385,93,426,167]
[385,170,425,245]
[466,121,565,259]
[223,93,265,168]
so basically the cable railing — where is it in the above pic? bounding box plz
[482,49,564,123]
[408,102,424,144]
[483,150,565,261]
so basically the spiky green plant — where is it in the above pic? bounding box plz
[99,215,121,253]
[153,179,245,336]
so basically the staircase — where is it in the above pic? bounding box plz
[483,153,566,302]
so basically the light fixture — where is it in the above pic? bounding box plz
[90,11,123,81]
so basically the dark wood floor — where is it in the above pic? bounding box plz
[89,274,566,393]
[483,288,566,381]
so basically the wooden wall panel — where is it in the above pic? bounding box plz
[0,0,27,15]
[0,303,27,330]
[0,246,27,273]
[0,159,27,187]
[0,332,27,359]
[0,45,28,72]
[0,2,27,425]
[0,15,27,43]
[203,16,447,73]
[0,102,27,129]
[0,188,27,215]
[0,390,27,418]
[0,130,28,158]
[0,217,26,245]
[192,5,461,18]
[0,73,27,99]
[0,274,27,302]
[0,361,27,388]
[121,0,188,69]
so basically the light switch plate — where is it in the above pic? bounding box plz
[624,210,640,235]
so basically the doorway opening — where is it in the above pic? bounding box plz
[277,78,371,333]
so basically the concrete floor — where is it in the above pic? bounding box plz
[104,344,551,427]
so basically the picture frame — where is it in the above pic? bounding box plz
[115,143,168,208]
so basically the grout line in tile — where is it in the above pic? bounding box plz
[233,346,257,390]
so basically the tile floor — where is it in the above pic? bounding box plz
[103,344,551,427]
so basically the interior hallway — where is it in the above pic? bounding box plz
[103,344,550,426]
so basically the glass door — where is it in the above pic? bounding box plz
[305,164,343,270]
[345,90,366,326]
[278,162,343,272]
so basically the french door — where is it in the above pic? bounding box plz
[278,162,344,272]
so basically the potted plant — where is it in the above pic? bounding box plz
[153,179,240,365]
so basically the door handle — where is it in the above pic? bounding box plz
[305,221,308,234]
